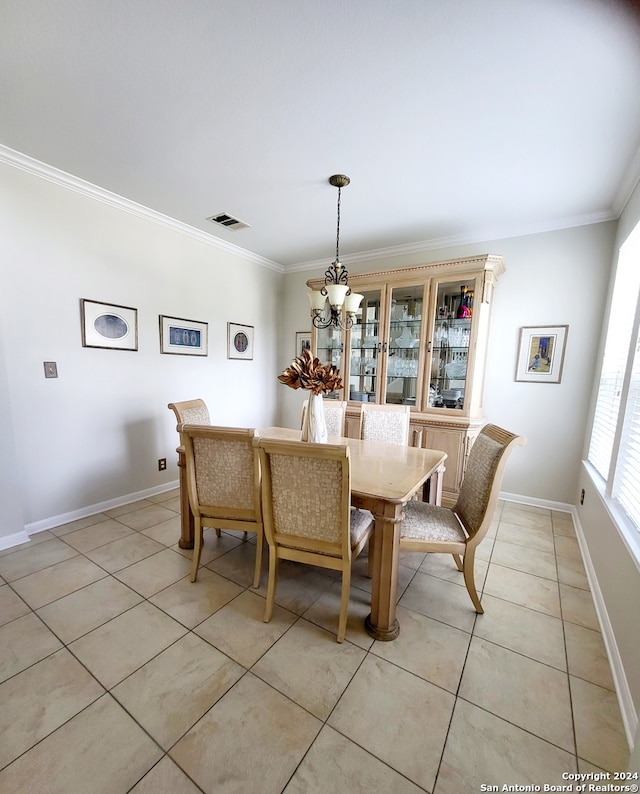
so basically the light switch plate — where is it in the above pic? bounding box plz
[44,361,58,378]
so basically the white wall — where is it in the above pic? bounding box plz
[280,222,616,504]
[0,161,281,533]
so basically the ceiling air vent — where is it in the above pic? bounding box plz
[207,212,251,231]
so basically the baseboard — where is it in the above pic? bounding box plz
[24,480,180,537]
[500,491,574,513]
[571,509,638,748]
[0,530,30,552]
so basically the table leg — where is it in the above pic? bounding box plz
[177,447,194,549]
[422,463,445,504]
[364,501,404,641]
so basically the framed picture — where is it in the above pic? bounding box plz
[159,315,208,356]
[227,322,254,360]
[515,325,568,383]
[80,299,138,351]
[296,331,312,357]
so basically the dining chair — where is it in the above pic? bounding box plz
[254,437,374,642]
[168,398,210,431]
[399,423,526,613]
[300,399,348,437]
[180,424,263,588]
[360,403,411,445]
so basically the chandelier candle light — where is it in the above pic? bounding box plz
[278,348,343,443]
[307,175,364,330]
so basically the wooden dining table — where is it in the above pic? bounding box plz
[176,427,447,641]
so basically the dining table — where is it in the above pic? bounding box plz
[175,427,447,641]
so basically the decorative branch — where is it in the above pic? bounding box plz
[278,348,343,395]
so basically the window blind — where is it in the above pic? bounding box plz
[613,335,640,528]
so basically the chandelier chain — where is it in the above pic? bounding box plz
[335,185,341,263]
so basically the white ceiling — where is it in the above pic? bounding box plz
[2,0,640,270]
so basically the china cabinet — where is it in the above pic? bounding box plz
[308,254,505,503]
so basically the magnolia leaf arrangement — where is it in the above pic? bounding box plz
[278,348,343,395]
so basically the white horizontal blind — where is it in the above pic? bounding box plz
[587,246,640,479]
[613,334,640,528]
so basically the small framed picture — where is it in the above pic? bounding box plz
[159,315,208,356]
[515,325,568,383]
[296,331,312,357]
[227,322,254,360]
[80,299,138,351]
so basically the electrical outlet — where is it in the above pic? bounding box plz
[158,458,167,471]
[580,488,585,505]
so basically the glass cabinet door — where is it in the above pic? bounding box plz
[429,279,475,410]
[348,289,383,404]
[315,325,344,399]
[386,285,424,407]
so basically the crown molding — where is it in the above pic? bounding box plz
[612,139,640,218]
[287,209,616,274]
[0,144,284,274]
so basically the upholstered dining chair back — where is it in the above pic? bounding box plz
[360,403,411,445]
[254,437,374,642]
[300,399,348,437]
[168,399,210,441]
[180,424,263,588]
[399,423,525,614]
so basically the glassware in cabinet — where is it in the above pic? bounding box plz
[385,284,424,406]
[348,288,382,403]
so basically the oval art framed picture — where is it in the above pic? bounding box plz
[227,322,254,360]
[80,298,138,351]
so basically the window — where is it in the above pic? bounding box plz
[588,221,640,533]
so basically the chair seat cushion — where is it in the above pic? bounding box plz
[350,507,374,548]
[400,502,467,543]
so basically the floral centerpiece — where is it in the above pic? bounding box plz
[278,348,343,442]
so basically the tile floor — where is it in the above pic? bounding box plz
[0,493,631,793]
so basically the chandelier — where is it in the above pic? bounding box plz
[307,174,363,330]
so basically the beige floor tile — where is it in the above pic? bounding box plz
[284,724,424,794]
[11,554,107,609]
[350,555,417,598]
[59,517,135,552]
[418,551,489,590]
[36,576,143,643]
[194,589,297,667]
[115,503,179,530]
[560,583,599,630]
[0,538,78,582]
[557,553,590,590]
[552,510,576,537]
[114,548,192,597]
[0,694,162,793]
[459,637,574,752]
[150,567,243,628]
[253,559,334,615]
[112,633,243,750]
[0,584,30,626]
[398,571,478,632]
[156,495,181,513]
[104,499,156,518]
[84,533,165,572]
[252,619,366,719]
[50,513,110,536]
[484,563,561,617]
[501,504,553,530]
[302,581,374,649]
[491,538,558,580]
[570,676,630,772]
[473,594,566,670]
[0,612,62,683]
[555,534,582,561]
[129,756,202,793]
[0,648,104,768]
[565,622,615,690]
[371,604,470,692]
[170,673,321,794]
[328,655,455,791]
[141,514,182,545]
[203,538,267,583]
[69,601,187,688]
[397,548,428,571]
[435,698,576,792]
[173,529,245,568]
[497,521,556,553]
